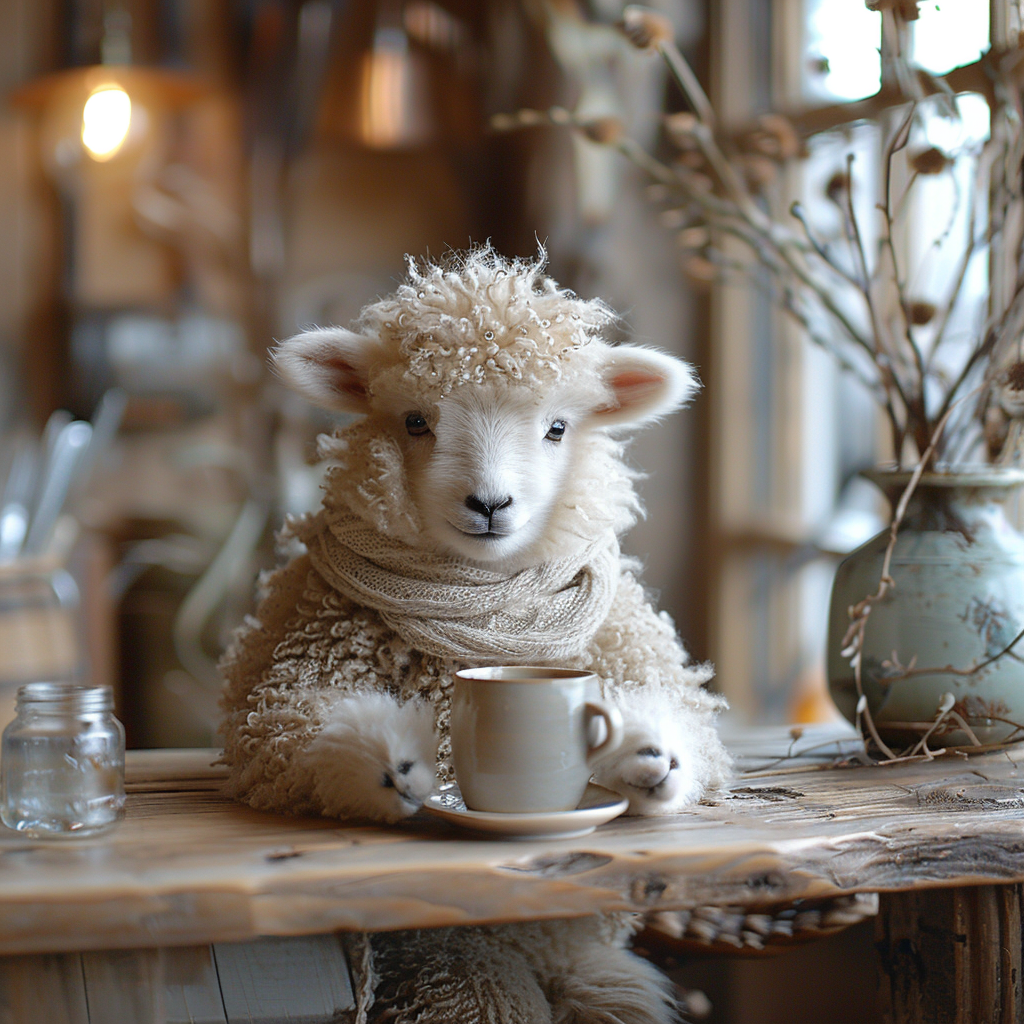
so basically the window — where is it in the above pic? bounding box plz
[706,0,1000,722]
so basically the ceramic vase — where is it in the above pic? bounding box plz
[827,467,1024,748]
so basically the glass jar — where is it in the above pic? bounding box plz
[0,683,125,837]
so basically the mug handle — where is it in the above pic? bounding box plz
[584,700,624,764]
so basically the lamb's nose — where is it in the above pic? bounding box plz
[465,495,513,519]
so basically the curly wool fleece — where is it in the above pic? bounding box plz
[218,246,729,1023]
[220,245,728,808]
[356,248,618,402]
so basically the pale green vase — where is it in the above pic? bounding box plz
[827,467,1024,748]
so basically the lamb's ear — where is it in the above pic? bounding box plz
[592,345,699,427]
[271,328,381,415]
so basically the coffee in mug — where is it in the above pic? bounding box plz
[451,666,623,813]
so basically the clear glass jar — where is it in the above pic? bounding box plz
[0,683,125,837]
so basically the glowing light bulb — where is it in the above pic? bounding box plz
[81,86,131,160]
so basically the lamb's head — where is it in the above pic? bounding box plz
[274,248,697,569]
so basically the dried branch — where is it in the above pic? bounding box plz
[880,622,1024,685]
[778,291,887,398]
[719,52,1006,148]
[927,163,982,366]
[907,694,959,757]
[789,201,862,288]
[493,106,883,376]
[495,9,1024,468]
[843,156,894,358]
[655,35,715,128]
[879,105,929,400]
[838,152,916,450]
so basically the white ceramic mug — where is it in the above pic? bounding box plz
[451,666,623,813]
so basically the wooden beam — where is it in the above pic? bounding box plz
[876,886,1024,1024]
[726,53,1011,144]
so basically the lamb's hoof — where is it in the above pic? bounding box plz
[625,747,679,793]
[619,746,683,803]
[306,693,439,824]
[379,759,433,814]
[593,743,700,814]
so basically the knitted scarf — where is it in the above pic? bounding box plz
[297,510,620,663]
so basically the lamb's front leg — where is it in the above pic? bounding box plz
[304,693,438,823]
[585,571,730,814]
[590,692,706,815]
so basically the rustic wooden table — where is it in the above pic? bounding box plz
[2,724,1023,1023]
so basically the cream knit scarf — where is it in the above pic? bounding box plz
[299,510,620,663]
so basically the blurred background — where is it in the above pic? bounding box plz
[0,0,991,744]
[0,1,993,1020]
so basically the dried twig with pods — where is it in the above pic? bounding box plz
[494,5,1024,769]
[493,4,1024,468]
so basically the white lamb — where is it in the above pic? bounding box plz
[219,246,728,1023]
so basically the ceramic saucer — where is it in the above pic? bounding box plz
[422,783,629,839]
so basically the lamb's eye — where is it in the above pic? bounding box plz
[545,420,567,442]
[405,413,430,436]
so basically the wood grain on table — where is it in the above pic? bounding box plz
[0,725,1022,955]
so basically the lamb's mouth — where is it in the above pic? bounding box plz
[448,523,514,540]
[626,779,670,799]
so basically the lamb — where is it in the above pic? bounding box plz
[218,245,728,1023]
